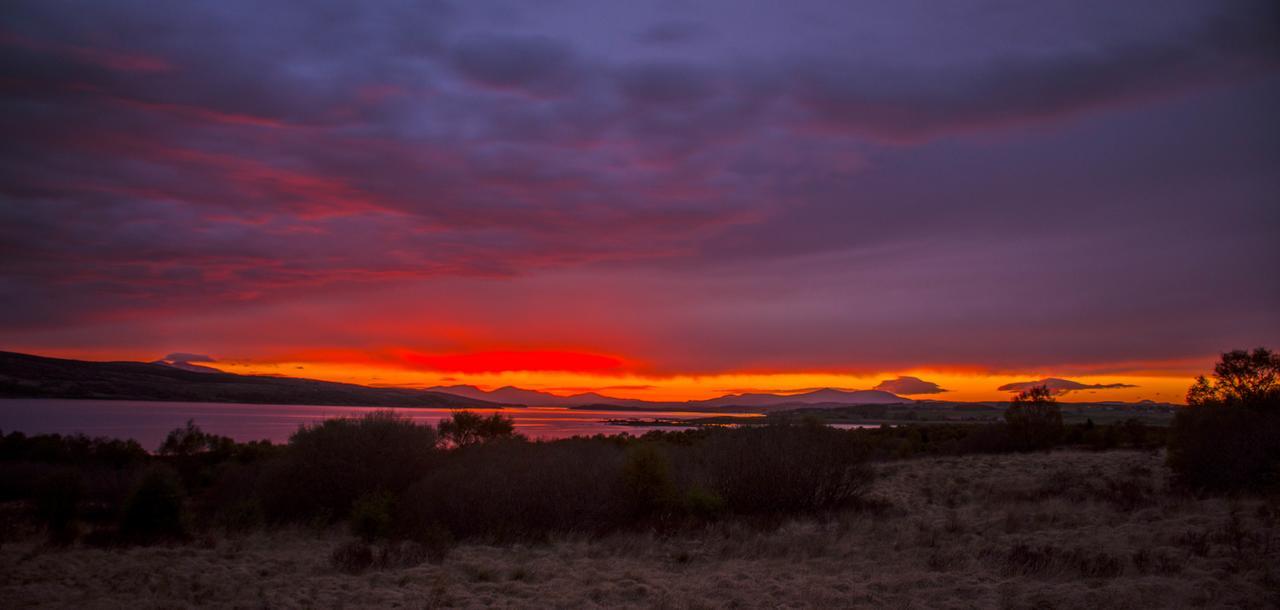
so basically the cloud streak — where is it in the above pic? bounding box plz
[998,378,1139,395]
[874,376,949,395]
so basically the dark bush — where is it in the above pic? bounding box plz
[681,486,726,522]
[620,443,678,520]
[350,491,395,542]
[259,411,439,522]
[376,540,429,569]
[1169,404,1279,491]
[1168,348,1280,492]
[437,410,521,448]
[214,498,264,534]
[699,422,872,515]
[120,465,186,543]
[0,431,147,467]
[159,419,235,458]
[402,438,625,541]
[34,469,84,544]
[330,539,375,574]
[1004,386,1063,451]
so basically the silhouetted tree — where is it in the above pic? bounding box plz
[1185,348,1279,409]
[158,419,234,458]
[437,410,520,448]
[258,411,439,521]
[1005,386,1063,451]
[1169,348,1280,491]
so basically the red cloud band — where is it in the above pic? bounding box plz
[400,350,624,373]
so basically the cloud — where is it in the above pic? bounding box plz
[0,0,1276,378]
[873,376,949,395]
[998,378,1138,395]
[617,61,716,105]
[449,34,578,95]
[786,1,1280,140]
[162,352,216,363]
[636,21,710,45]
[399,350,625,373]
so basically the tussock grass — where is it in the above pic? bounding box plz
[3,450,1276,608]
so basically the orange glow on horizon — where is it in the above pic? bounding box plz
[206,360,1196,404]
[15,347,1202,404]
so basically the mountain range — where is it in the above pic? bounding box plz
[0,351,1181,412]
[0,351,503,409]
[0,350,911,411]
[426,384,909,411]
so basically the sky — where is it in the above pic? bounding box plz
[1,0,1277,403]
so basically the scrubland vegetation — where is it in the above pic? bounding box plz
[1,349,1277,607]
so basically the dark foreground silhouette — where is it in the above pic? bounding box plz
[0,349,1276,607]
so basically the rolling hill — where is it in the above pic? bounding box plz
[0,351,505,409]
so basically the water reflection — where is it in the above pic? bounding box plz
[0,399,764,449]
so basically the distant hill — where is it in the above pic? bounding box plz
[426,384,652,408]
[687,388,907,409]
[0,351,505,409]
[428,384,911,410]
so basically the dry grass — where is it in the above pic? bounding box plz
[2,450,1276,608]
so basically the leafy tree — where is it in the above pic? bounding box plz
[260,411,439,521]
[1186,348,1279,409]
[158,419,235,458]
[1170,348,1280,491]
[1004,386,1063,451]
[437,410,520,448]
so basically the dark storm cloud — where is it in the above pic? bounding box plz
[874,376,949,395]
[998,379,1139,395]
[788,1,1280,140]
[617,62,717,105]
[163,353,216,363]
[449,34,579,95]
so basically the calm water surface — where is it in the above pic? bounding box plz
[0,399,762,449]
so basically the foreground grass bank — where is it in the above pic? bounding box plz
[2,450,1275,608]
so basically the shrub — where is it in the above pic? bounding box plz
[34,469,85,544]
[330,540,375,574]
[437,410,521,448]
[682,486,726,521]
[259,411,439,522]
[406,522,454,564]
[0,431,147,467]
[350,491,395,542]
[376,540,430,569]
[214,498,264,534]
[1004,386,1063,451]
[700,422,872,515]
[120,465,186,543]
[1168,348,1280,492]
[159,420,234,458]
[620,443,678,520]
[403,438,625,540]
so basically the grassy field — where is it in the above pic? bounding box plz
[3,448,1274,608]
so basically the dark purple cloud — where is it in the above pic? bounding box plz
[998,378,1139,395]
[163,353,216,363]
[788,2,1280,141]
[636,21,710,46]
[450,34,578,95]
[0,0,1277,375]
[874,376,949,395]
